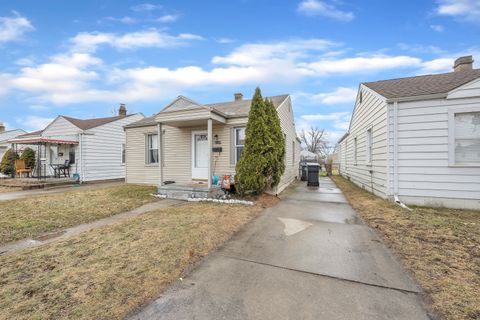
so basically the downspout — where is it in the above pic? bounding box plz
[392,100,412,211]
[79,133,83,184]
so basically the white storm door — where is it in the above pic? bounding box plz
[192,131,209,179]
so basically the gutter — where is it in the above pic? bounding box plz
[391,100,412,211]
[386,92,447,103]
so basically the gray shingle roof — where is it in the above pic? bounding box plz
[62,114,137,130]
[125,94,290,128]
[206,94,289,117]
[363,69,480,99]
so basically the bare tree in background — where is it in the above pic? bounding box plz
[299,127,326,154]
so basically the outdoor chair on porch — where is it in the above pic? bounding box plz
[51,159,70,178]
[15,160,33,178]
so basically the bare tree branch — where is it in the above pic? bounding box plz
[300,127,326,154]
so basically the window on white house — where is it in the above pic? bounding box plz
[121,143,126,165]
[292,140,295,166]
[353,137,358,165]
[454,112,480,165]
[235,127,245,163]
[146,134,159,164]
[69,145,76,164]
[366,128,373,164]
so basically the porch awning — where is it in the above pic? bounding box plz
[8,137,79,145]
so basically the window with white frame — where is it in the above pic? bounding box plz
[366,128,373,164]
[452,111,480,165]
[146,134,159,164]
[353,137,358,165]
[235,127,245,163]
[121,143,126,165]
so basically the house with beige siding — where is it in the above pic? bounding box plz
[338,56,480,210]
[125,93,300,198]
[9,105,143,182]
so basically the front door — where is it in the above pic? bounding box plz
[192,131,208,179]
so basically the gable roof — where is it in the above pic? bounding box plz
[125,94,290,128]
[0,129,27,143]
[363,69,480,100]
[206,94,289,117]
[61,115,137,130]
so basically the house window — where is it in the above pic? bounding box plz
[366,128,373,164]
[235,127,245,163]
[69,145,76,164]
[146,134,159,164]
[292,140,295,166]
[452,111,480,165]
[121,143,126,165]
[353,137,358,165]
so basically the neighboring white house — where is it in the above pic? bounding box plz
[338,56,480,210]
[0,124,26,162]
[9,105,144,182]
[124,93,301,196]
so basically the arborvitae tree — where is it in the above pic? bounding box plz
[235,87,286,195]
[0,148,19,176]
[20,147,36,169]
[263,97,285,188]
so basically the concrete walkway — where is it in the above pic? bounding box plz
[0,181,125,201]
[129,177,431,320]
[0,199,181,255]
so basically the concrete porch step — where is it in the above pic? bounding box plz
[158,184,223,201]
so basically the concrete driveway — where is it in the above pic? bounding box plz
[129,177,431,320]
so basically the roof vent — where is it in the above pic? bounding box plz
[234,93,243,101]
[119,103,127,116]
[453,56,474,72]
[0,122,5,133]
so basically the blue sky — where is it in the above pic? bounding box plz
[0,0,479,142]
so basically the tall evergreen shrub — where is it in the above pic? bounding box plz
[0,149,19,176]
[236,88,286,195]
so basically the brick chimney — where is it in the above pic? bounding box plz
[118,103,127,117]
[234,93,243,101]
[0,122,5,133]
[453,56,474,72]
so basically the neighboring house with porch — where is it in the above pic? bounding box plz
[8,105,143,182]
[0,123,26,162]
[338,56,480,210]
[124,93,301,197]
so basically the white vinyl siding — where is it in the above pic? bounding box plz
[387,92,480,209]
[338,85,389,198]
[81,113,144,182]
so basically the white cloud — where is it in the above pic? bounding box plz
[157,14,179,23]
[305,55,422,76]
[15,57,35,66]
[212,39,338,66]
[131,3,162,12]
[436,0,480,22]
[215,37,236,44]
[16,116,54,131]
[418,57,454,74]
[28,105,50,111]
[70,29,204,52]
[305,87,357,105]
[297,0,354,22]
[302,112,350,122]
[0,12,34,43]
[103,16,136,24]
[398,43,445,54]
[430,24,444,32]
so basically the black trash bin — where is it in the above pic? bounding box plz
[307,163,320,187]
[300,163,308,181]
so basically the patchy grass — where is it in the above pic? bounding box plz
[0,202,263,320]
[332,175,480,320]
[0,186,21,193]
[0,184,156,244]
